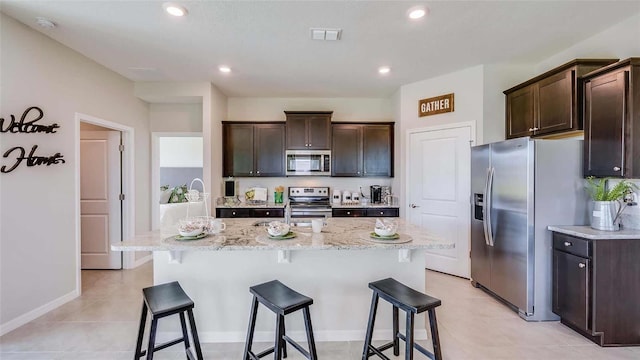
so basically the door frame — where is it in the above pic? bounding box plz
[405,121,476,276]
[74,113,135,291]
[151,132,203,230]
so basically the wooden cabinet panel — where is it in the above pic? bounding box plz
[216,208,284,218]
[553,250,590,332]
[584,70,626,177]
[537,70,574,135]
[285,111,332,150]
[332,124,362,176]
[252,208,284,218]
[506,85,536,139]
[255,124,285,177]
[216,208,252,218]
[223,124,254,177]
[332,209,367,217]
[365,208,399,217]
[553,233,589,258]
[222,122,285,177]
[363,125,393,177]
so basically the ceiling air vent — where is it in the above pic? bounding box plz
[310,28,342,41]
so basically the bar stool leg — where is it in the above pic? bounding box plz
[428,309,442,360]
[134,302,148,360]
[303,307,318,360]
[279,314,288,359]
[146,317,158,360]
[179,312,191,358]
[392,305,399,356]
[186,309,203,360]
[361,293,379,360]
[244,297,259,360]
[405,312,414,360]
[274,315,284,360]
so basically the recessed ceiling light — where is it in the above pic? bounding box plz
[408,7,428,20]
[219,66,231,73]
[163,3,188,17]
[378,66,391,75]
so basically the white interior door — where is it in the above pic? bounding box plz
[80,130,122,269]
[408,125,471,278]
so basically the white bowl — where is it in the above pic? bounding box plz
[179,227,204,237]
[178,220,204,237]
[267,221,290,236]
[374,227,397,237]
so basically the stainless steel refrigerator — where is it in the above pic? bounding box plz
[471,137,587,321]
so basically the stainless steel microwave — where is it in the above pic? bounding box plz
[286,150,331,176]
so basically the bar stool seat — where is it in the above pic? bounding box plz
[134,281,203,360]
[244,280,318,360]
[362,278,443,360]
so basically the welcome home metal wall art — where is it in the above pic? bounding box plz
[0,106,65,173]
[418,93,455,117]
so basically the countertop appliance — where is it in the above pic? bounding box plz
[288,187,332,218]
[286,150,331,176]
[471,137,587,321]
[370,185,382,204]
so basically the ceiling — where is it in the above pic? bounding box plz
[2,1,639,98]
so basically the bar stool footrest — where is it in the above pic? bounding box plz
[284,335,311,359]
[186,347,197,360]
[366,344,391,360]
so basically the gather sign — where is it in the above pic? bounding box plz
[0,106,65,173]
[418,93,455,117]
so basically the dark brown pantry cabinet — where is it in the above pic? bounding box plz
[551,231,640,346]
[331,123,394,177]
[222,122,285,177]
[582,58,640,178]
[285,111,332,150]
[504,59,618,139]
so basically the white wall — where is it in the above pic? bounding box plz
[0,14,150,333]
[225,98,394,199]
[150,103,203,132]
[159,137,204,167]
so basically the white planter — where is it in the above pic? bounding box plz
[590,201,620,231]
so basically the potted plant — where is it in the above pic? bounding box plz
[585,177,638,231]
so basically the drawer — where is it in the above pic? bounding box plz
[366,208,399,217]
[332,209,367,217]
[252,208,284,218]
[216,208,252,218]
[553,233,590,258]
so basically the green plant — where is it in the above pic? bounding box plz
[585,177,638,201]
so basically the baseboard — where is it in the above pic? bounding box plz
[0,289,79,336]
[157,328,428,343]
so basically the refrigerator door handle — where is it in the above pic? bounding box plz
[486,167,495,246]
[482,168,491,246]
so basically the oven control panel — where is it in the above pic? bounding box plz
[288,187,330,196]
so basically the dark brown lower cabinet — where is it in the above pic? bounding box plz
[216,208,284,218]
[332,208,398,218]
[552,232,640,346]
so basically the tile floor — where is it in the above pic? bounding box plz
[1,261,639,359]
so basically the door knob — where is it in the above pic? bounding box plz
[578,263,586,268]
[410,204,420,208]
[613,166,621,171]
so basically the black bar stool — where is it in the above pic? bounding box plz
[243,280,318,360]
[362,278,442,360]
[134,281,203,360]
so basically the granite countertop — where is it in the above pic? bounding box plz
[113,218,453,252]
[331,203,400,209]
[548,225,640,240]
[215,202,286,209]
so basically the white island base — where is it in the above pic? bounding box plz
[153,249,427,343]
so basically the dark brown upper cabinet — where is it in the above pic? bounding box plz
[504,59,618,139]
[583,58,640,178]
[222,122,285,177]
[285,111,332,150]
[331,123,394,177]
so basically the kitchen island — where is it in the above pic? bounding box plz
[113,218,453,343]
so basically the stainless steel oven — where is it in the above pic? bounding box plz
[288,187,332,218]
[286,150,331,176]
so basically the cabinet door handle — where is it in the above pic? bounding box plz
[309,143,312,147]
[529,128,535,132]
[346,211,351,215]
[256,171,260,174]
[578,263,586,268]
[613,166,621,171]
[232,211,236,216]
[534,127,539,131]
[380,211,384,215]
[266,211,270,215]
[250,171,253,174]
[564,241,572,247]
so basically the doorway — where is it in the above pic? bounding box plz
[407,122,474,278]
